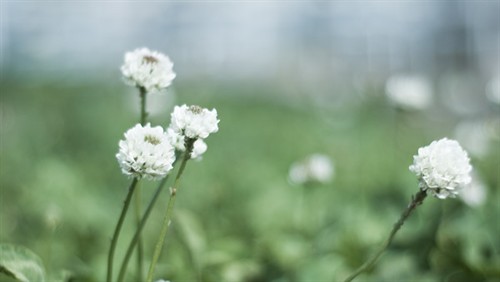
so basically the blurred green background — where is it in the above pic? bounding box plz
[1,77,499,281]
[1,2,500,282]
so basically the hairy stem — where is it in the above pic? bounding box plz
[106,178,139,282]
[343,190,427,282]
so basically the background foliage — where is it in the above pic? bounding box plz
[1,76,499,281]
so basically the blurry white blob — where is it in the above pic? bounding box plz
[385,75,433,111]
[454,120,491,158]
[459,171,487,207]
[288,154,334,185]
[44,204,62,230]
[486,75,500,105]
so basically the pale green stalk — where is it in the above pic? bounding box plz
[146,140,194,282]
[343,190,427,282]
[134,86,148,279]
[106,178,139,282]
[117,174,170,282]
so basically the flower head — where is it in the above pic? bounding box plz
[288,154,334,185]
[409,138,472,199]
[116,123,175,180]
[170,105,219,139]
[121,48,176,93]
[166,127,208,159]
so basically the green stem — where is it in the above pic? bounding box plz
[343,190,427,282]
[135,86,147,279]
[146,140,194,282]
[106,178,139,282]
[117,175,170,282]
[139,87,148,125]
[134,184,144,280]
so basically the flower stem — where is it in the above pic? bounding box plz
[106,178,139,282]
[146,140,194,282]
[117,175,170,282]
[343,190,427,282]
[135,86,148,279]
[139,87,148,125]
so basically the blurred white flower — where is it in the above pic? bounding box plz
[121,47,176,93]
[191,139,208,159]
[116,123,175,180]
[170,105,219,139]
[486,75,500,105]
[459,171,487,207]
[166,127,208,160]
[385,75,433,110]
[44,204,62,230]
[409,138,472,199]
[288,154,334,185]
[454,120,491,158]
[154,280,170,282]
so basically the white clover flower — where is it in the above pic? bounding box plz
[170,105,219,139]
[385,75,433,110]
[121,47,176,93]
[409,138,472,199]
[288,154,334,185]
[116,123,175,180]
[166,127,208,160]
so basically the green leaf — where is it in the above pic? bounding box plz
[0,244,45,282]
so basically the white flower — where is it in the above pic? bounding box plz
[288,154,334,185]
[191,139,208,159]
[121,47,176,93]
[385,75,433,110]
[116,123,175,180]
[459,171,487,207]
[170,105,219,139]
[409,138,472,199]
[166,127,208,159]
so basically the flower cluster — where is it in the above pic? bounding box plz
[166,128,208,160]
[169,104,219,139]
[289,154,334,185]
[121,48,176,93]
[116,123,175,180]
[409,138,472,199]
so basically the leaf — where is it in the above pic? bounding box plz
[0,244,46,282]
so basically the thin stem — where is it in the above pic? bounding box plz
[343,190,427,282]
[134,184,144,280]
[135,86,147,279]
[139,87,148,126]
[106,178,139,282]
[117,175,170,282]
[146,140,194,282]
